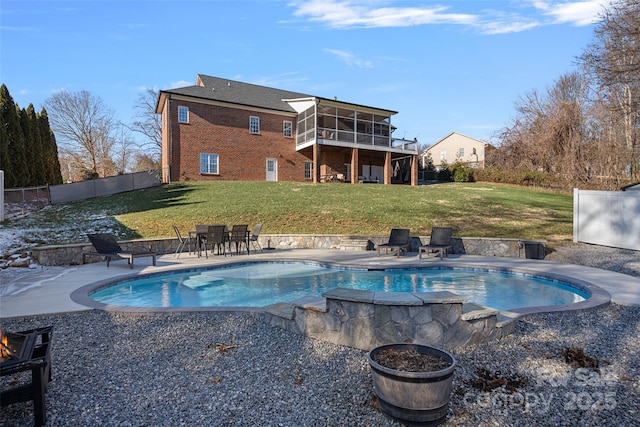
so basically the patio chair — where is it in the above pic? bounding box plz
[173,225,193,258]
[194,224,210,257]
[418,227,453,260]
[249,223,263,253]
[206,224,227,258]
[228,224,249,255]
[84,233,156,269]
[377,228,411,258]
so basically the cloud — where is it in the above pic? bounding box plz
[167,80,191,89]
[532,1,607,26]
[324,48,373,68]
[290,1,476,29]
[288,0,606,33]
[251,72,310,89]
[479,18,541,35]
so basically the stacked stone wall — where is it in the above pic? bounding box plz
[29,235,545,266]
[263,289,513,351]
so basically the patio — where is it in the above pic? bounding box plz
[2,248,639,319]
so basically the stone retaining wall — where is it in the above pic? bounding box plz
[263,288,516,351]
[30,235,546,266]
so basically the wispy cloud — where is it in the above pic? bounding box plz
[0,25,40,32]
[291,1,476,29]
[167,80,192,89]
[324,48,373,68]
[288,0,606,34]
[532,1,607,26]
[251,72,310,89]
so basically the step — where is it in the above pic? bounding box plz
[461,302,500,321]
[338,238,370,251]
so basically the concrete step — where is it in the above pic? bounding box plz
[338,238,370,251]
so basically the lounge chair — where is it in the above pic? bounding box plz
[84,233,157,269]
[377,228,411,257]
[418,227,453,260]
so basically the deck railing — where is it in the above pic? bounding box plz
[297,128,418,154]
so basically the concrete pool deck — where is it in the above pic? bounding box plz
[1,248,639,320]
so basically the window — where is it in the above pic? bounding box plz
[304,161,313,179]
[200,153,218,174]
[178,106,189,123]
[440,150,447,160]
[458,148,465,157]
[250,116,260,134]
[283,121,293,138]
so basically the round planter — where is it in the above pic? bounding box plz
[368,343,456,425]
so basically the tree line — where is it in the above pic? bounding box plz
[0,84,63,188]
[44,88,160,183]
[0,84,160,188]
[489,0,639,190]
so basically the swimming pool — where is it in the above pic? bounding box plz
[88,261,589,311]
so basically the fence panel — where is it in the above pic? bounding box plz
[573,188,640,251]
[49,170,161,204]
[3,185,50,218]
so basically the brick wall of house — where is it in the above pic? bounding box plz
[167,99,312,182]
[320,149,349,176]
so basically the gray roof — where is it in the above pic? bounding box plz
[161,74,312,113]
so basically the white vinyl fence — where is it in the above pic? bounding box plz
[573,188,640,251]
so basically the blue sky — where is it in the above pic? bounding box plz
[1,0,607,147]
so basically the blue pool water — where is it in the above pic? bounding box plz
[90,262,589,310]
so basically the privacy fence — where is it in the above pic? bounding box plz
[48,170,161,204]
[573,188,640,251]
[2,170,161,219]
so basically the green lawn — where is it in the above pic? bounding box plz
[61,181,573,245]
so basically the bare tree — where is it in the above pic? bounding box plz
[579,0,640,179]
[112,125,137,174]
[130,87,161,159]
[497,72,593,186]
[45,90,118,178]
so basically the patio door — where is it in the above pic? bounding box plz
[266,158,278,181]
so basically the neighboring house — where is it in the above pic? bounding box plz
[156,74,419,185]
[421,132,490,170]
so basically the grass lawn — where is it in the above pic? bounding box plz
[56,181,573,246]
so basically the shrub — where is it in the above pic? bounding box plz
[451,163,474,182]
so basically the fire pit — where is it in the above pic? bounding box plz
[1,326,53,427]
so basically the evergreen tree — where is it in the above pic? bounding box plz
[10,103,30,186]
[0,100,10,186]
[20,105,45,185]
[0,84,25,187]
[39,108,63,184]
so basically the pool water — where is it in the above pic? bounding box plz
[90,262,588,310]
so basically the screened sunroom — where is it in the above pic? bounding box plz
[285,97,419,185]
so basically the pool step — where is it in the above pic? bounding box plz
[264,297,328,335]
[462,302,520,338]
[338,238,371,251]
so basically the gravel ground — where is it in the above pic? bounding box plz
[1,243,639,426]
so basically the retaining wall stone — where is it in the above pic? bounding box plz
[29,234,546,266]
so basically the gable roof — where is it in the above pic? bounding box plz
[158,74,312,113]
[157,74,399,117]
[423,131,489,154]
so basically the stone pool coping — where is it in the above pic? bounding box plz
[67,255,612,319]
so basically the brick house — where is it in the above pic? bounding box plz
[156,74,419,184]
